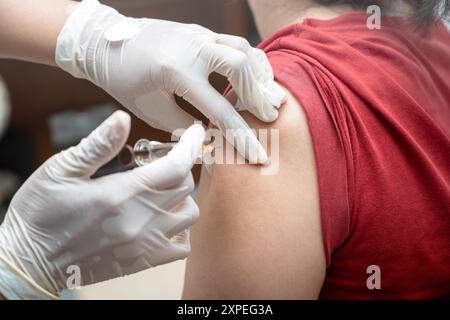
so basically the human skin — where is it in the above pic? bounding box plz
[183,88,327,299]
[0,0,78,65]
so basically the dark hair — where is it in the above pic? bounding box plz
[313,0,450,27]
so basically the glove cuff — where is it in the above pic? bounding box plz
[0,211,61,295]
[55,0,123,80]
[0,255,59,300]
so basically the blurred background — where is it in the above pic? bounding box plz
[0,0,259,299]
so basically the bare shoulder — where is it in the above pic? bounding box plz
[183,87,326,299]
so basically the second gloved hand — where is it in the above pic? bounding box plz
[55,0,287,164]
[0,111,204,296]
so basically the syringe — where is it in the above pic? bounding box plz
[118,139,214,167]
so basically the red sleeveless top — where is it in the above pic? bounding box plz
[258,13,450,299]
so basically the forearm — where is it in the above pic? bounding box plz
[0,0,79,65]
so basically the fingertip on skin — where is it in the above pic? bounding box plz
[249,131,269,165]
[259,81,287,110]
[268,81,288,107]
[262,155,272,167]
[261,107,279,123]
[256,144,269,165]
[243,138,268,165]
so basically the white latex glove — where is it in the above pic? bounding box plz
[0,111,204,299]
[56,0,287,164]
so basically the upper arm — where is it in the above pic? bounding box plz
[183,88,326,299]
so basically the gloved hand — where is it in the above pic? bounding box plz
[0,111,204,299]
[55,0,286,164]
